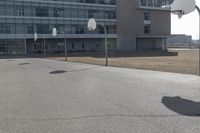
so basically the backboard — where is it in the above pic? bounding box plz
[171,0,196,17]
[88,18,97,31]
[52,28,57,37]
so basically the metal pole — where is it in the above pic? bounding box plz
[24,38,27,55]
[164,37,167,51]
[100,24,108,66]
[64,38,68,61]
[105,34,108,67]
[195,5,200,76]
[43,38,46,57]
[6,39,8,55]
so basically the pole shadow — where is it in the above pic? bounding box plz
[162,96,200,116]
[49,70,66,74]
[18,63,31,65]
[49,66,99,75]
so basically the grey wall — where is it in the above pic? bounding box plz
[116,0,141,52]
[116,0,171,52]
[151,10,171,35]
[137,38,163,50]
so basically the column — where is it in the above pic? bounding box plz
[24,39,27,55]
[64,38,68,61]
[44,38,46,57]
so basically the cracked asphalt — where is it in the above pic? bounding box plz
[0,58,200,133]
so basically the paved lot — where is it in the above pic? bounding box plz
[0,58,200,133]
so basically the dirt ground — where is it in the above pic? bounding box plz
[48,49,199,75]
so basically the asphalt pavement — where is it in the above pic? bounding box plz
[0,58,200,133]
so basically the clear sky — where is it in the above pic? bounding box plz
[171,1,200,40]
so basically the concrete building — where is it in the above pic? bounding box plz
[117,0,172,51]
[0,0,172,55]
[166,34,193,48]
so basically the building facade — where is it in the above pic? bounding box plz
[167,34,193,48]
[0,0,172,55]
[117,0,172,51]
[0,0,117,55]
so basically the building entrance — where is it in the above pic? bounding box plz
[33,42,44,54]
[27,39,45,55]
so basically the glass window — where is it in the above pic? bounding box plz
[36,7,49,17]
[27,25,34,34]
[0,23,5,34]
[144,11,150,21]
[144,24,151,34]
[82,42,85,49]
[37,24,49,34]
[6,4,15,16]
[16,24,24,34]
[0,4,5,15]
[53,8,64,17]
[17,8,24,16]
[72,43,75,49]
[5,24,11,34]
[140,0,173,8]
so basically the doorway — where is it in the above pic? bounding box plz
[33,43,43,54]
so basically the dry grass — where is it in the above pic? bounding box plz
[48,49,199,75]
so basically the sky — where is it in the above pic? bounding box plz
[171,0,200,40]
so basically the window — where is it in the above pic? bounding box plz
[27,25,33,34]
[53,8,64,17]
[82,42,84,49]
[144,24,151,34]
[58,45,61,50]
[72,24,84,34]
[72,43,75,49]
[88,9,98,18]
[37,24,49,34]
[45,44,48,50]
[144,11,150,21]
[0,24,5,34]
[54,25,65,34]
[36,7,49,17]
[5,24,11,34]
[34,44,37,50]
[140,0,173,8]
[105,11,116,19]
[18,8,24,16]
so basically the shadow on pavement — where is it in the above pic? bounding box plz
[49,70,66,74]
[162,96,200,116]
[49,67,99,74]
[18,63,31,65]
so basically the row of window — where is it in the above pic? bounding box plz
[0,38,106,55]
[11,0,116,5]
[0,23,117,34]
[68,0,116,5]
[144,10,151,34]
[0,39,25,54]
[140,0,173,8]
[0,5,116,19]
[33,42,92,50]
